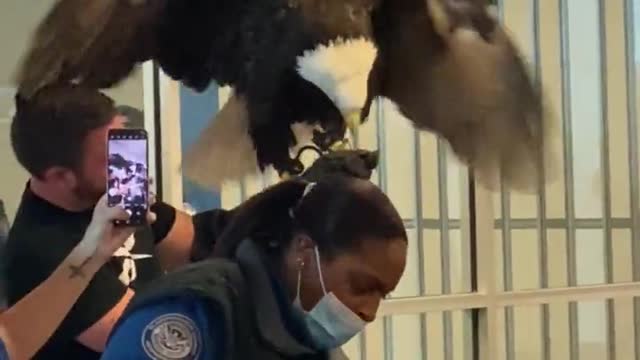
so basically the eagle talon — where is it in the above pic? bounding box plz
[329,138,350,151]
[312,130,334,150]
[276,155,305,180]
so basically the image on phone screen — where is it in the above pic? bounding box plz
[107,130,149,226]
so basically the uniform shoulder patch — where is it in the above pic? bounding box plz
[142,313,202,360]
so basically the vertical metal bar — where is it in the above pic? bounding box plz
[500,180,515,360]
[531,0,552,359]
[597,1,616,359]
[437,139,453,360]
[475,182,500,360]
[559,1,580,359]
[461,311,474,360]
[355,116,365,360]
[622,1,640,359]
[468,172,480,360]
[495,3,515,358]
[469,175,479,295]
[359,330,367,360]
[352,119,367,360]
[413,131,428,359]
[624,0,640,285]
[152,63,164,201]
[376,99,394,360]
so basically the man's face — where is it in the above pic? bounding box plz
[74,115,127,203]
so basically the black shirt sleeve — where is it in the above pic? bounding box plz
[150,201,235,261]
[5,227,128,341]
[190,208,235,262]
[149,201,177,243]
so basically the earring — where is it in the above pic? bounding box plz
[296,257,305,297]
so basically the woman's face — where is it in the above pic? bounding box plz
[291,236,407,323]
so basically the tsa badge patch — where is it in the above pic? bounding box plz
[142,313,202,359]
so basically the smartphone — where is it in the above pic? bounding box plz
[107,128,149,226]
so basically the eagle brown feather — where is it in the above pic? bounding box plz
[14,0,162,98]
[364,0,557,191]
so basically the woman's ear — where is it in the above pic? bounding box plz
[292,233,316,263]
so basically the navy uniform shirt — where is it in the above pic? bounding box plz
[103,276,314,359]
[0,339,8,360]
[104,239,319,359]
[102,296,216,359]
[103,240,352,360]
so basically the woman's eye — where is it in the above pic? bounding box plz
[351,282,376,294]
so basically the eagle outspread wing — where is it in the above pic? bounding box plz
[361,0,556,190]
[15,0,164,98]
[15,0,555,191]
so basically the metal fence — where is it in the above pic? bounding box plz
[215,0,640,359]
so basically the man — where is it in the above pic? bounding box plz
[0,194,150,360]
[2,85,229,359]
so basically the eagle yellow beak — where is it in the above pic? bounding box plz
[345,110,362,133]
[427,0,451,37]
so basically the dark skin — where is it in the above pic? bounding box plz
[283,235,407,323]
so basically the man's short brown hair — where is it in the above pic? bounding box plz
[11,85,116,178]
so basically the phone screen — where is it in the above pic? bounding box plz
[107,129,149,226]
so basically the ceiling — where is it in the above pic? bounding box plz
[0,1,145,117]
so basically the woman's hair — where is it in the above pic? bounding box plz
[214,175,407,259]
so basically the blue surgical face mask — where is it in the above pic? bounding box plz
[294,247,366,350]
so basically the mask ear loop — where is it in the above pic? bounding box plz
[295,257,305,304]
[314,247,328,294]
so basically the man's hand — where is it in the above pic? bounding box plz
[74,195,156,264]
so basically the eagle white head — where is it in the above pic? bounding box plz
[296,37,378,131]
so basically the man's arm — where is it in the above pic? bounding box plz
[154,210,194,271]
[151,202,234,269]
[0,247,110,359]
[0,198,135,358]
[76,289,135,352]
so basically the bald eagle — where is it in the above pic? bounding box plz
[14,0,553,191]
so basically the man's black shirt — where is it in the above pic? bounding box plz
[2,186,164,359]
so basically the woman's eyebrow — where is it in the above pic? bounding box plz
[349,270,388,294]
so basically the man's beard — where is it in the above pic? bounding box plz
[72,181,104,206]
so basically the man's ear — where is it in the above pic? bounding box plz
[42,166,77,189]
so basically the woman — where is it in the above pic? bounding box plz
[102,175,407,359]
[0,195,152,360]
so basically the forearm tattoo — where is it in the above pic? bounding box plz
[68,256,93,279]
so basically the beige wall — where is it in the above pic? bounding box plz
[0,120,27,222]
